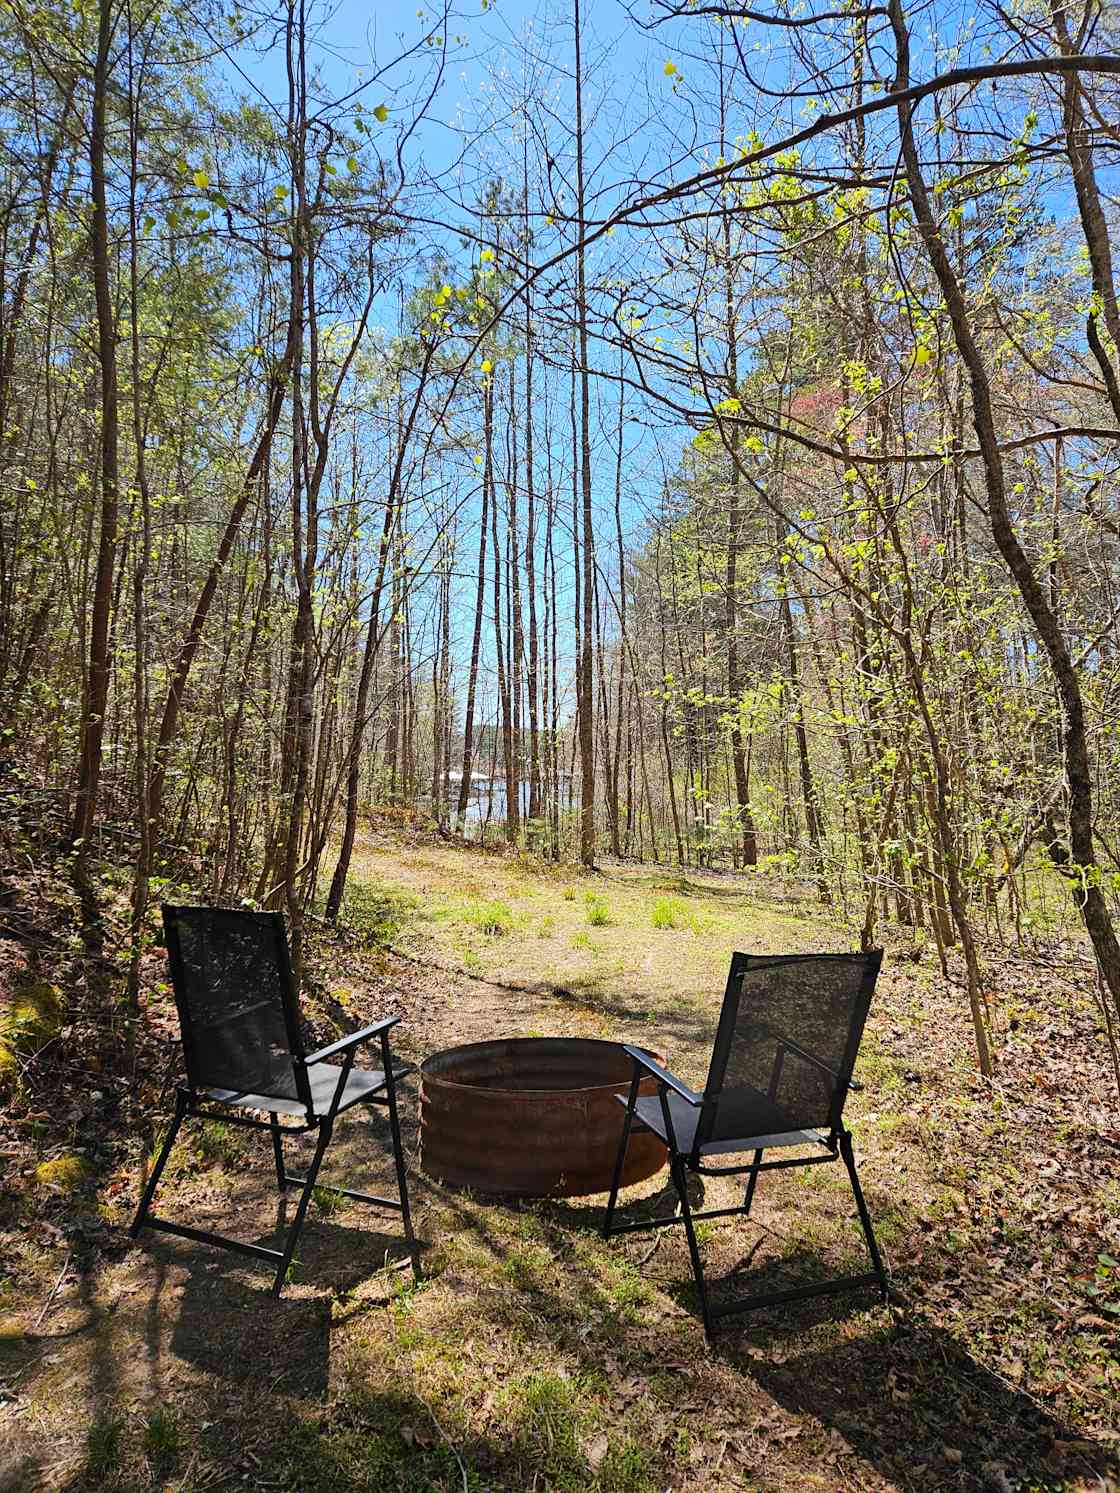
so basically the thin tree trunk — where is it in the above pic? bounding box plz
[455,384,491,832]
[573,0,596,867]
[72,0,120,867]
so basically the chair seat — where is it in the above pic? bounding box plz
[629,1084,824,1157]
[205,1061,391,1119]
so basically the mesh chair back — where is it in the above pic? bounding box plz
[694,951,881,1153]
[163,906,311,1112]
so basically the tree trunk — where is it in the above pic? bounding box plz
[573,0,596,867]
[72,0,120,866]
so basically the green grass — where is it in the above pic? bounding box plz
[143,1406,180,1478]
[504,1371,591,1488]
[275,1390,473,1493]
[86,1411,125,1482]
[597,1435,659,1492]
[463,898,516,936]
[336,881,417,946]
[312,1184,346,1217]
[196,1120,239,1166]
[345,836,827,1012]
[649,895,689,930]
[584,893,610,927]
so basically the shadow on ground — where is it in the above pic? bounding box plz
[165,1218,414,1397]
[724,1297,1118,1491]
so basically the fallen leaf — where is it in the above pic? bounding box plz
[586,1432,609,1471]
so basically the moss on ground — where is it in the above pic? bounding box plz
[0,979,64,1086]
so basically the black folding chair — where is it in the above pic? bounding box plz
[602,951,887,1338]
[132,905,418,1295]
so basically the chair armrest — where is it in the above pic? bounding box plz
[776,1034,862,1093]
[623,1045,702,1106]
[303,1016,401,1067]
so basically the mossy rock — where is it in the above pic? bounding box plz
[0,981,64,1086]
[34,1154,89,1191]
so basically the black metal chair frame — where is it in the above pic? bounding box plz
[602,951,888,1339]
[131,907,418,1296]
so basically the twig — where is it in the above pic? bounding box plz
[33,1253,70,1330]
[637,1213,675,1266]
[418,1395,468,1493]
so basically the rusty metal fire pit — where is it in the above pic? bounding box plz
[419,1037,668,1198]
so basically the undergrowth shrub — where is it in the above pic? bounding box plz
[465,898,515,936]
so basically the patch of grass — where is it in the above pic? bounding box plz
[597,1253,650,1319]
[86,1411,125,1483]
[563,886,576,901]
[537,915,556,938]
[274,1391,469,1493]
[649,895,689,930]
[584,893,610,927]
[143,1406,180,1478]
[196,1120,239,1166]
[598,1435,659,1492]
[571,932,597,953]
[500,1242,554,1289]
[856,1045,904,1095]
[463,898,516,937]
[337,881,417,947]
[312,1184,345,1217]
[505,1371,592,1488]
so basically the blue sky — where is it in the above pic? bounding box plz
[220,0,695,719]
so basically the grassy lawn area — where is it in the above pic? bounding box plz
[2,831,1119,1491]
[344,835,848,1021]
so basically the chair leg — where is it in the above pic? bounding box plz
[671,1157,714,1341]
[840,1129,888,1299]
[383,1051,419,1281]
[271,1118,334,1297]
[269,1113,286,1192]
[602,1067,641,1239]
[743,1147,764,1215]
[131,1093,187,1238]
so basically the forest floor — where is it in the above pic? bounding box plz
[2,824,1120,1491]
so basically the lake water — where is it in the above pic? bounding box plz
[450,774,573,827]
